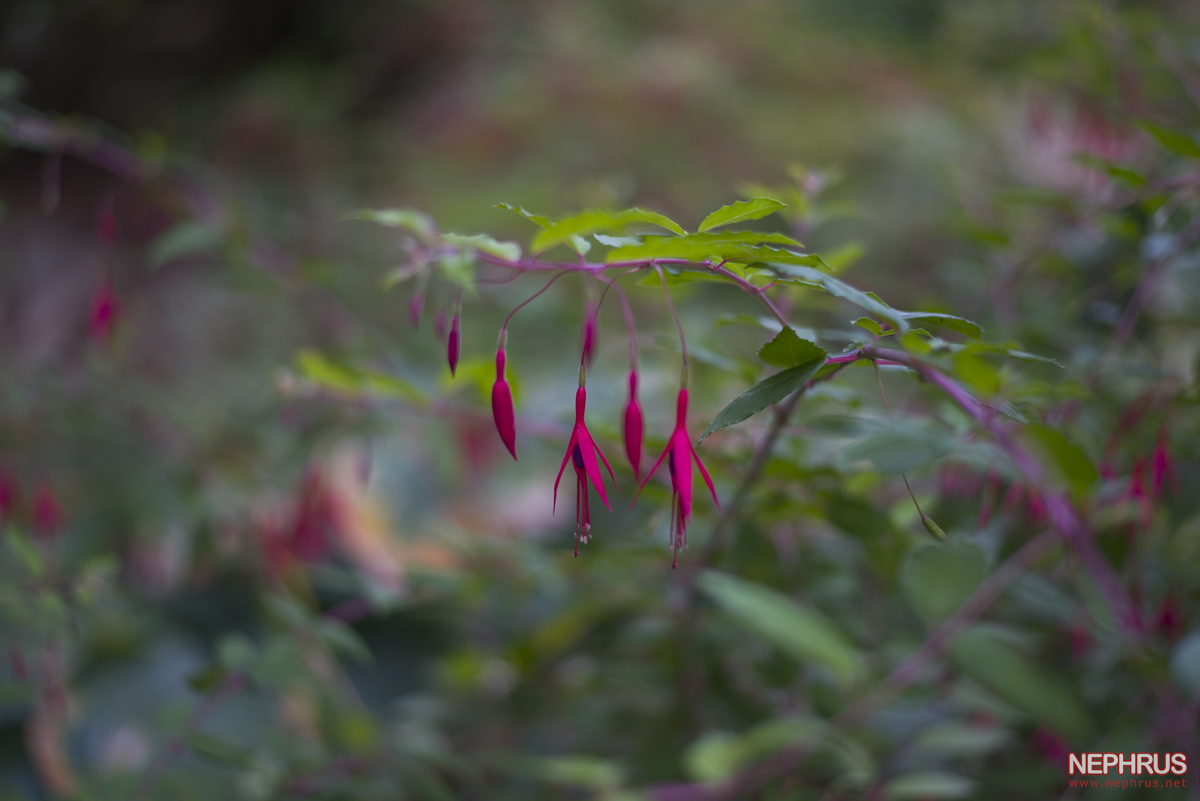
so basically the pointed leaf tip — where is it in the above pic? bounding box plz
[698,197,787,233]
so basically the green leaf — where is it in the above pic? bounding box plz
[853,317,884,336]
[685,719,824,783]
[593,233,642,248]
[531,208,684,253]
[295,350,426,404]
[217,633,257,672]
[441,233,521,262]
[822,241,866,272]
[769,264,908,333]
[1074,153,1146,186]
[345,208,437,241]
[950,626,1091,740]
[902,541,985,621]
[953,350,1000,396]
[186,664,229,692]
[911,723,1012,757]
[698,197,786,232]
[494,202,550,229]
[149,220,223,267]
[844,424,955,474]
[698,571,863,683]
[6,529,43,578]
[758,327,825,369]
[698,350,827,442]
[1020,424,1098,499]
[185,732,250,767]
[530,757,623,789]
[885,772,976,800]
[899,312,982,340]
[1139,121,1200,160]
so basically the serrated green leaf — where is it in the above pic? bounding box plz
[950,626,1091,740]
[149,220,223,267]
[441,233,521,262]
[698,351,827,442]
[698,197,786,232]
[532,208,684,253]
[885,772,975,800]
[495,202,550,229]
[900,312,982,340]
[698,571,862,683]
[769,264,908,333]
[345,208,437,241]
[902,541,985,621]
[1139,121,1200,160]
[853,317,884,336]
[758,327,824,369]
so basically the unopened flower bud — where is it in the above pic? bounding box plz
[491,333,517,460]
[447,305,461,377]
[623,369,644,480]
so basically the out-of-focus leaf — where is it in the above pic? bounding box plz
[950,626,1090,740]
[532,208,684,253]
[436,249,476,290]
[685,719,824,783]
[698,571,863,683]
[496,202,550,228]
[217,633,257,672]
[902,541,985,621]
[1139,121,1200,160]
[185,731,250,766]
[149,220,223,267]
[822,241,866,272]
[698,197,786,232]
[758,327,825,369]
[441,233,521,262]
[529,756,623,789]
[1020,424,1098,499]
[885,772,975,800]
[186,664,228,692]
[1074,153,1146,186]
[900,312,982,340]
[698,350,827,442]
[345,208,437,241]
[317,619,373,665]
[1171,631,1200,697]
[953,350,1000,395]
[844,424,955,474]
[6,529,42,578]
[295,350,426,404]
[912,723,1012,756]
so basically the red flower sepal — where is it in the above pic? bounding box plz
[553,384,618,555]
[633,387,719,567]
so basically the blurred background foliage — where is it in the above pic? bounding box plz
[1,0,1200,798]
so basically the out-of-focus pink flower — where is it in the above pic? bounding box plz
[88,280,119,345]
[1151,427,1177,499]
[553,382,617,555]
[0,471,18,519]
[1123,457,1153,529]
[1030,725,1070,765]
[409,292,424,330]
[491,337,517,460]
[434,309,448,341]
[633,387,719,568]
[447,305,461,377]
[1155,593,1183,641]
[32,484,62,539]
[622,369,644,480]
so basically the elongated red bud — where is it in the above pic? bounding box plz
[492,335,517,459]
[623,369,643,479]
[581,302,598,366]
[447,309,461,376]
[409,292,424,330]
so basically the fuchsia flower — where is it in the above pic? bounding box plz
[88,280,119,345]
[553,379,618,556]
[409,292,424,329]
[491,333,517,459]
[634,387,719,568]
[447,304,461,376]
[623,369,644,480]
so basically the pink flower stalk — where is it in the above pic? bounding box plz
[491,333,517,460]
[581,302,598,366]
[447,305,461,377]
[634,387,719,568]
[88,280,119,345]
[623,369,644,480]
[553,381,617,556]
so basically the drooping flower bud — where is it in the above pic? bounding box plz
[409,292,424,330]
[88,279,119,345]
[581,302,598,366]
[447,304,461,377]
[623,369,643,480]
[434,309,447,341]
[491,331,517,460]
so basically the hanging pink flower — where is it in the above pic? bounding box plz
[634,387,719,568]
[622,369,644,480]
[553,382,617,555]
[409,292,424,330]
[447,304,461,377]
[491,333,517,460]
